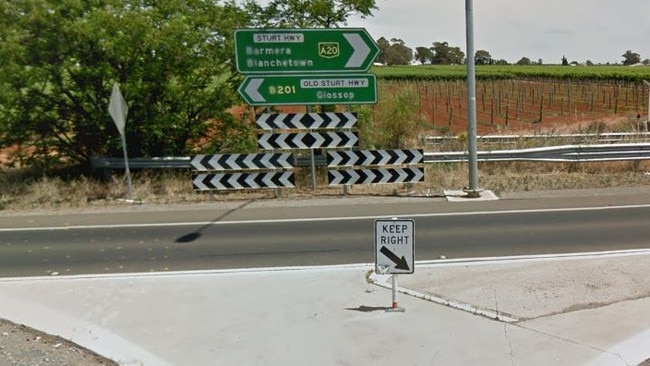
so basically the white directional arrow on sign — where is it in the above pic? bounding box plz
[244,78,265,103]
[344,33,372,68]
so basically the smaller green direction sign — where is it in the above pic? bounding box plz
[238,74,377,106]
[235,28,379,74]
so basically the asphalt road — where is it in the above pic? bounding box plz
[3,190,650,278]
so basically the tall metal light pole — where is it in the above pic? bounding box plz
[464,0,481,197]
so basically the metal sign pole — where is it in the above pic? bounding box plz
[306,106,317,192]
[120,134,134,200]
[643,80,650,132]
[464,0,481,198]
[387,274,405,312]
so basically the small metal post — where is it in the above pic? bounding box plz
[392,274,398,308]
[386,274,405,312]
[307,106,317,193]
[120,134,134,201]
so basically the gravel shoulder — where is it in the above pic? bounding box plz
[0,318,118,366]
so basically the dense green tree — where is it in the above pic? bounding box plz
[622,50,642,65]
[474,50,493,65]
[430,41,464,65]
[382,38,412,66]
[244,0,376,28]
[375,37,390,65]
[414,47,433,64]
[516,57,532,65]
[0,0,250,168]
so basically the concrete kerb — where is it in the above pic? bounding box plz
[369,248,650,325]
[368,271,520,323]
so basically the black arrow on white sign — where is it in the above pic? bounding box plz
[327,149,424,167]
[192,172,294,191]
[380,246,410,271]
[191,153,293,171]
[256,112,357,130]
[328,167,425,186]
[258,131,358,150]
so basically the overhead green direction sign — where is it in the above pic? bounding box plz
[234,28,379,74]
[238,74,377,106]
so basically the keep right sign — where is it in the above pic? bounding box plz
[374,219,415,274]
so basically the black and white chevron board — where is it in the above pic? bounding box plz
[258,131,358,150]
[328,167,425,186]
[191,153,292,171]
[327,149,424,167]
[256,112,357,130]
[193,172,295,191]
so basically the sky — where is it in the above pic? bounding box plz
[345,0,650,64]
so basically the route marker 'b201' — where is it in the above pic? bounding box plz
[238,74,377,106]
[375,219,414,274]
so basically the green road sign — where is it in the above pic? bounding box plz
[238,74,377,106]
[234,28,379,74]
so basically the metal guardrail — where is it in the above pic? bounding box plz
[423,132,650,145]
[90,156,192,169]
[424,143,650,163]
[90,143,650,172]
[90,155,325,171]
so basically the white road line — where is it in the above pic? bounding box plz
[1,248,649,282]
[3,203,650,232]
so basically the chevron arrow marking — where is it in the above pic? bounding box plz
[326,149,424,167]
[190,153,292,171]
[327,167,425,186]
[192,172,295,191]
[256,113,358,130]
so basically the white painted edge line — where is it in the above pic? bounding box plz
[4,203,650,232]
[0,263,374,283]
[414,248,650,267]
[2,248,649,283]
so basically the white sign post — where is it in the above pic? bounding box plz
[108,83,134,201]
[375,218,414,312]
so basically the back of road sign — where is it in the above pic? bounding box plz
[374,219,414,274]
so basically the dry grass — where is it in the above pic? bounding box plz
[2,160,650,212]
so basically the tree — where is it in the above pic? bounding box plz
[516,57,532,65]
[415,47,434,64]
[0,0,250,168]
[431,41,464,65]
[474,50,493,65]
[622,50,642,65]
[245,0,377,28]
[375,37,391,65]
[382,38,412,66]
